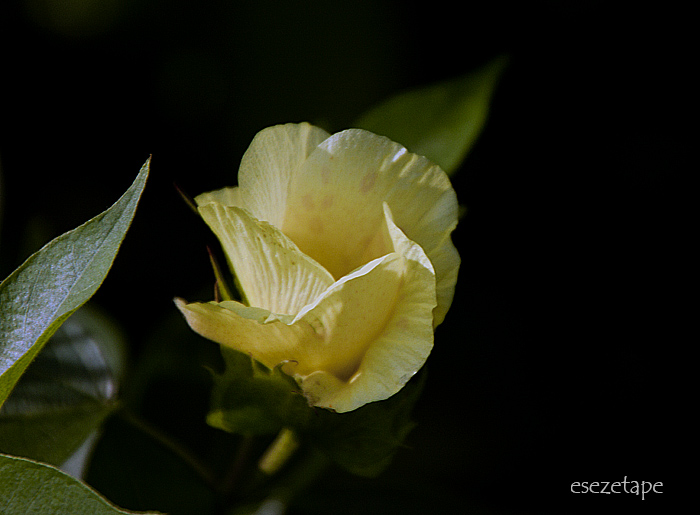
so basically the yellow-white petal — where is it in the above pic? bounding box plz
[176,205,436,413]
[281,128,459,324]
[197,201,334,315]
[174,298,314,369]
[174,249,407,408]
[237,122,331,226]
[296,204,436,412]
[195,186,242,208]
[178,123,459,413]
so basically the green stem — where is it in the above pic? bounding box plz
[229,445,330,515]
[220,434,255,497]
[117,409,217,488]
[257,427,299,476]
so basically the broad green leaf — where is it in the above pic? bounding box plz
[0,306,125,466]
[0,158,149,408]
[354,56,507,174]
[0,453,160,515]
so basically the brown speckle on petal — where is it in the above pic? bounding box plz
[309,216,324,234]
[395,317,410,330]
[320,194,334,209]
[302,194,315,210]
[321,166,331,184]
[360,172,378,193]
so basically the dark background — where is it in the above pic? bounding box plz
[0,1,685,513]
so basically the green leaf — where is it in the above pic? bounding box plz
[0,453,161,514]
[354,56,507,174]
[0,158,149,408]
[207,348,311,436]
[0,306,125,466]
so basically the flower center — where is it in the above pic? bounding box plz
[281,194,394,279]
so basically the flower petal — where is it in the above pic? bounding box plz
[292,253,404,383]
[195,186,242,208]
[281,128,459,324]
[197,201,334,315]
[174,298,314,369]
[237,122,331,226]
[176,206,436,413]
[296,204,437,412]
[174,245,403,400]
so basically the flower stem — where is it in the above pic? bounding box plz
[257,427,299,475]
[117,409,217,488]
[220,434,255,497]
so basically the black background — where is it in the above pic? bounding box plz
[0,1,686,513]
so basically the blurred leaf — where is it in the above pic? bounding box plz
[207,348,311,436]
[0,453,161,515]
[354,56,507,174]
[0,158,149,408]
[0,306,125,467]
[85,415,218,515]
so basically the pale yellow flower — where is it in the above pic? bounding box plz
[176,123,459,412]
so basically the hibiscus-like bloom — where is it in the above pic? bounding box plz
[176,123,459,412]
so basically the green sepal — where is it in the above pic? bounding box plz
[207,246,235,302]
[207,348,311,436]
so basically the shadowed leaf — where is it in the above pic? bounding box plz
[0,306,126,467]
